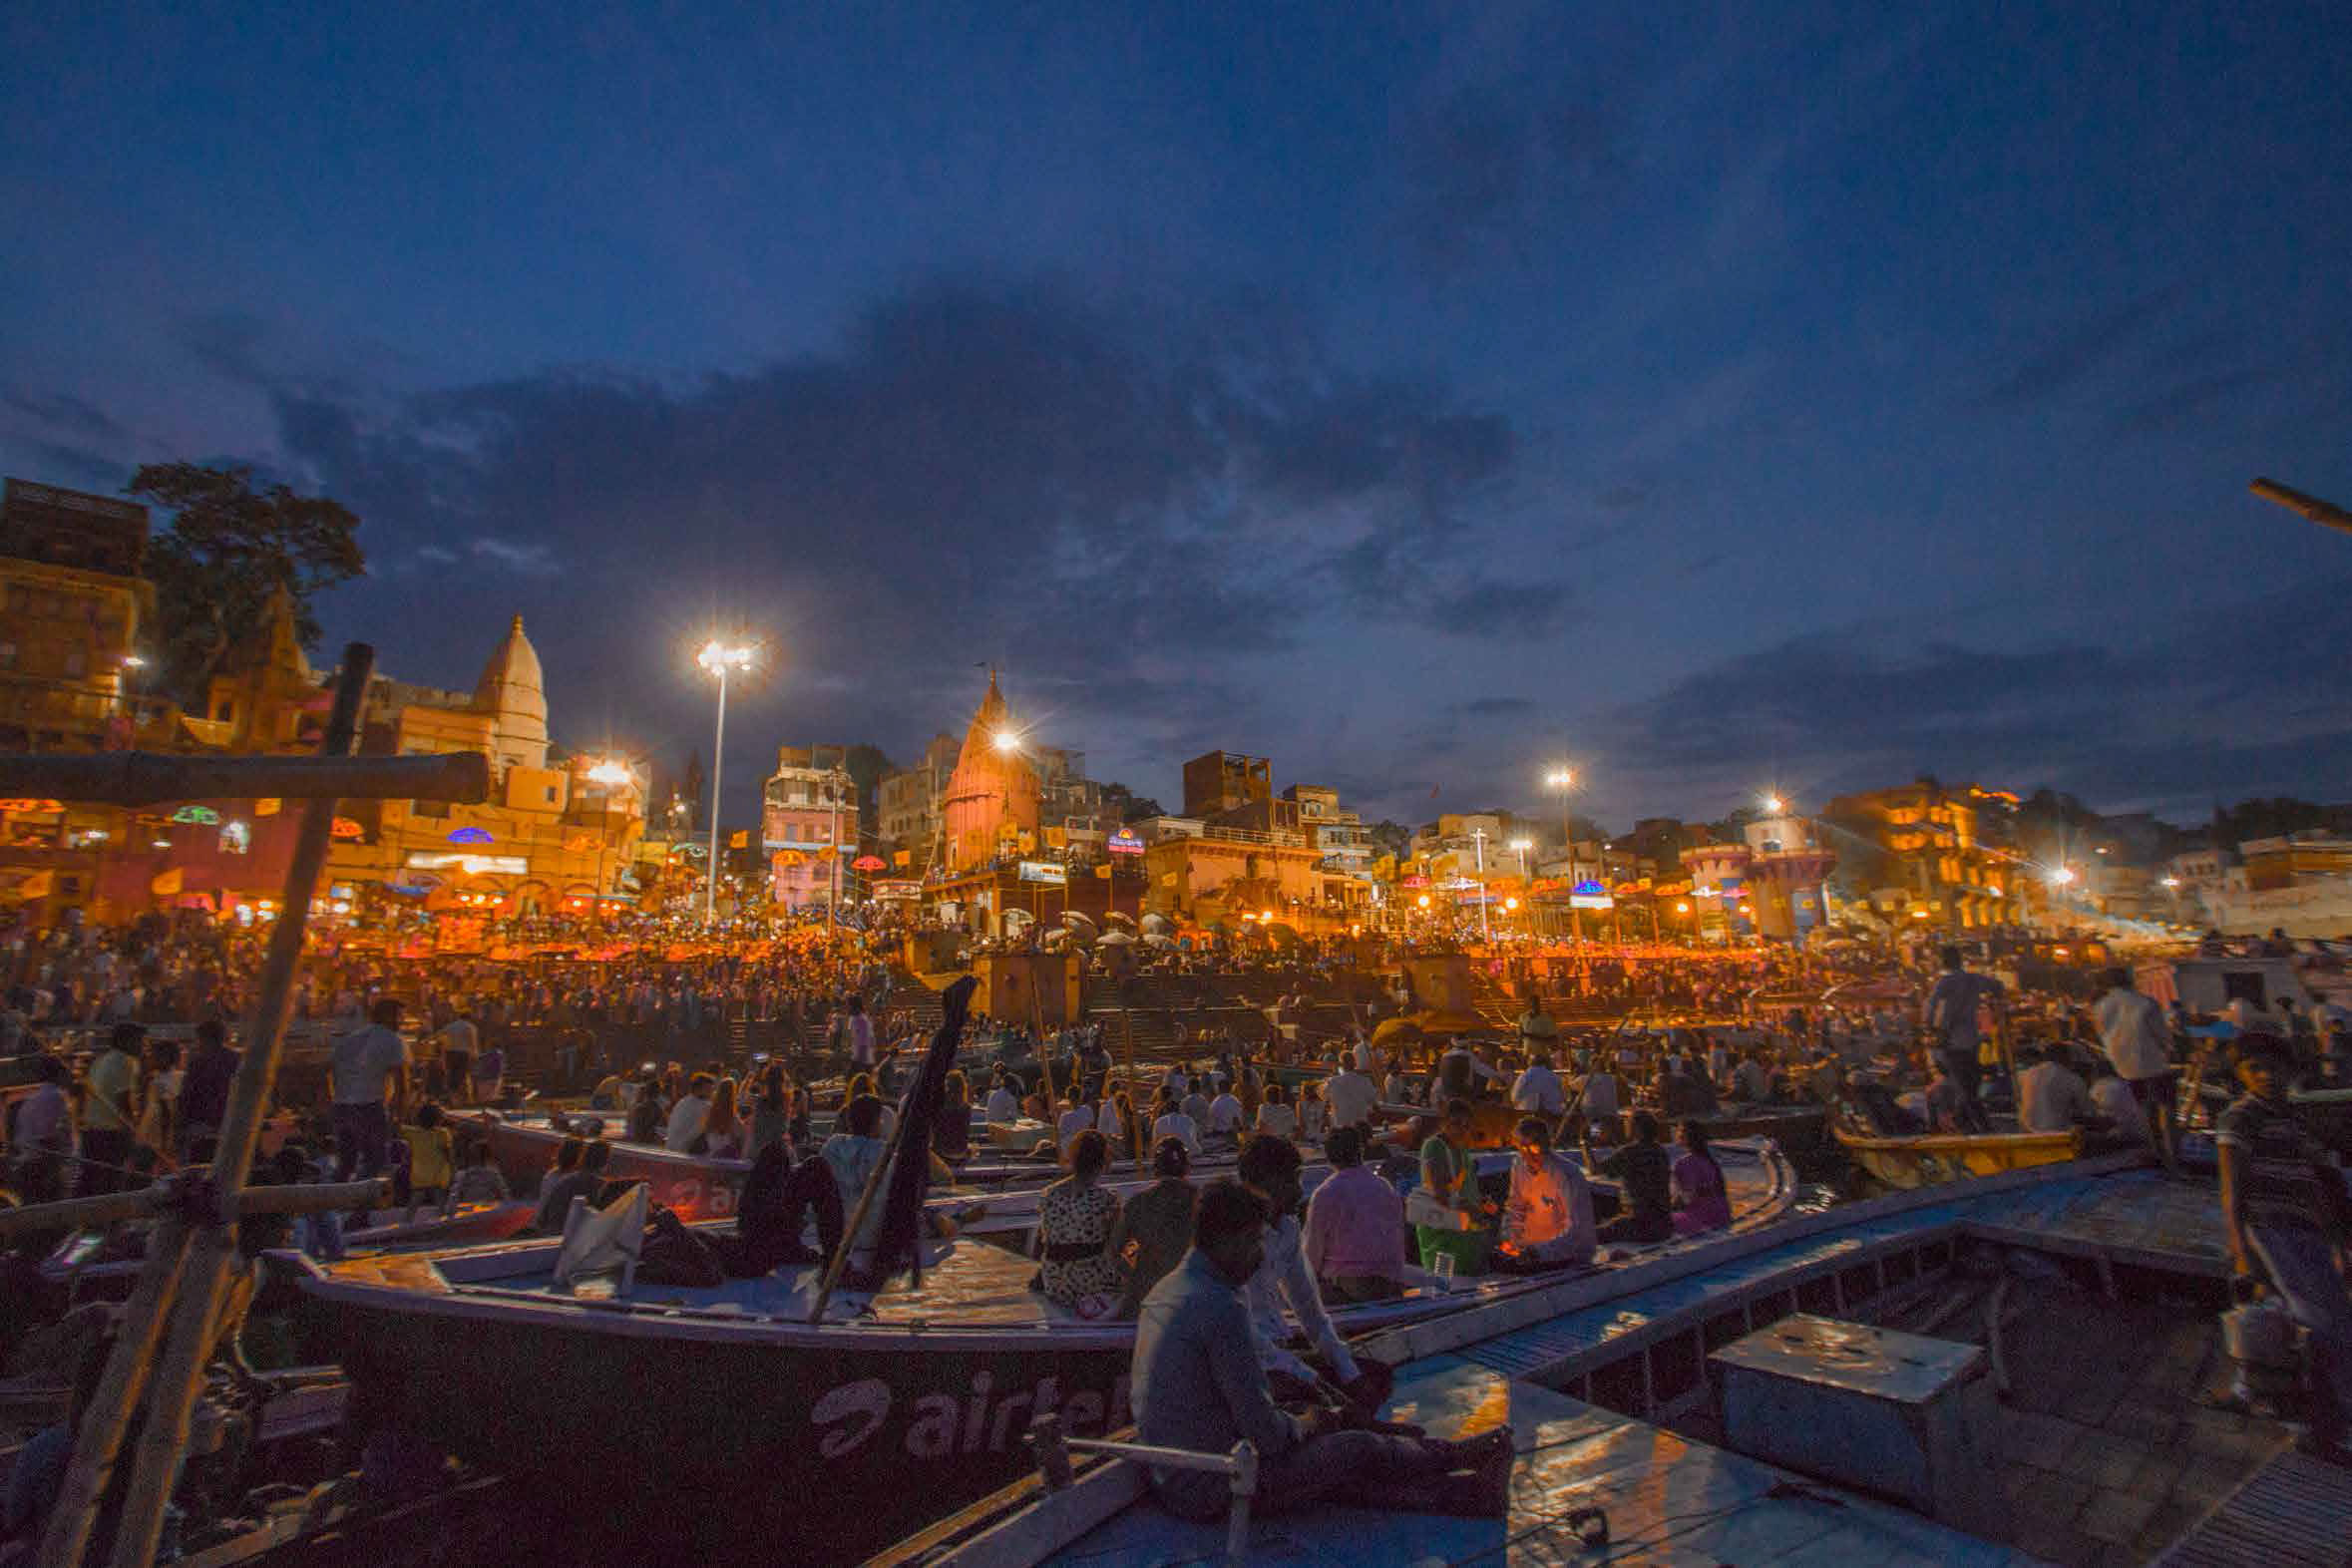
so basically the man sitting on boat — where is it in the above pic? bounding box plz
[1491,1116,1596,1275]
[2016,1044,2109,1136]
[2217,1033,2352,1457]
[1235,1135,1385,1409]
[1133,1179,1513,1522]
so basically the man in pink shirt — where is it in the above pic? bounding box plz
[1302,1126,1408,1302]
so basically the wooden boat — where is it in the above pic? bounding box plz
[1832,1123,2082,1188]
[286,1136,1797,1561]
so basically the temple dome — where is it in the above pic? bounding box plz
[474,613,549,769]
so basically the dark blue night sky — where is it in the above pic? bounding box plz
[5,4,2349,828]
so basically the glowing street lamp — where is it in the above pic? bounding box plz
[695,637,757,922]
[1763,794,1785,816]
[2049,866,2077,887]
[1544,766,1580,942]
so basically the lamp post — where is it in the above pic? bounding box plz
[1469,826,1491,943]
[696,638,755,923]
[1545,767,1579,944]
[586,757,632,915]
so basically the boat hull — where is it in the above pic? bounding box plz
[1834,1126,2082,1189]
[306,1278,1132,1559]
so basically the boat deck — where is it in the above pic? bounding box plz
[1025,1357,2039,1567]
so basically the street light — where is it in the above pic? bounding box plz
[1544,766,1580,943]
[696,638,756,922]
[1763,794,1784,815]
[586,758,633,908]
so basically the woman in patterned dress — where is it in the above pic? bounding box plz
[1034,1129,1127,1312]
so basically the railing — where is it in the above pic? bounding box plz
[1026,1413,1257,1567]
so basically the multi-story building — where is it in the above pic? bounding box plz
[878,732,959,863]
[0,478,164,751]
[1283,784,1372,878]
[1822,779,2020,932]
[763,744,859,910]
[1181,751,1270,819]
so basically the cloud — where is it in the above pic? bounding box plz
[1582,571,2352,822]
[217,273,1531,790]
[1462,696,1535,716]
[1969,286,2184,412]
[2,390,132,444]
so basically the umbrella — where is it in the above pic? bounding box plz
[1101,911,1138,930]
[1262,921,1301,946]
[1411,1007,1492,1035]
[1141,932,1176,949]
[1061,911,1099,937]
[1370,1017,1424,1050]
[852,854,887,873]
[1140,912,1173,935]
[1096,930,1137,947]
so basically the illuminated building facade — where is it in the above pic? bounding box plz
[1824,779,2020,932]
[939,671,1039,874]
[763,744,858,910]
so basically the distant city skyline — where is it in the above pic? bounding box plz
[4,5,2347,829]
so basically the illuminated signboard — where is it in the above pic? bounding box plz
[1106,828,1145,855]
[1569,879,1614,910]
[405,851,530,876]
[1017,860,1067,884]
[330,817,364,840]
[0,799,64,813]
[171,805,221,825]
[447,826,494,845]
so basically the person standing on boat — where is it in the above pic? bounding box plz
[1922,946,1999,1134]
[1132,1180,1512,1521]
[1493,1117,1596,1273]
[329,998,410,1191]
[1669,1120,1732,1237]
[2217,1034,2352,1456]
[2094,967,2181,1175]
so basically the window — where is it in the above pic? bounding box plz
[545,785,559,803]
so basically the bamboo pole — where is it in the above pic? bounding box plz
[105,646,376,1568]
[0,1177,389,1240]
[32,1219,192,1568]
[0,747,485,805]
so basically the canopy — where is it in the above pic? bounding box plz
[1370,1017,1424,1049]
[1096,930,1136,947]
[1140,912,1174,935]
[1101,911,1138,930]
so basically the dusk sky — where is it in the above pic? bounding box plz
[5,4,2349,831]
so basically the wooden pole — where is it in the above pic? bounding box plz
[0,747,484,805]
[32,1220,192,1568]
[38,647,374,1568]
[0,1177,389,1240]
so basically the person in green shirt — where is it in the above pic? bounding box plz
[1414,1098,1496,1276]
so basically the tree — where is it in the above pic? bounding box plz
[127,463,365,705]
[1368,819,1413,860]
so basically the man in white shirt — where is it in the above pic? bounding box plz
[664,1073,715,1152]
[1510,1052,1566,1119]
[1206,1082,1245,1139]
[2093,968,2179,1173]
[1323,1063,1378,1131]
[983,1074,1019,1123]
[2089,1064,2148,1144]
[1236,1136,1377,1406]
[1579,1065,1621,1127]
[2016,1046,2100,1135]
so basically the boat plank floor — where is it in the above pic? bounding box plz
[1035,1359,2039,1567]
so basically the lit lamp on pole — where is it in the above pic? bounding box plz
[696,637,757,923]
[1544,766,1580,943]
[586,757,633,910]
